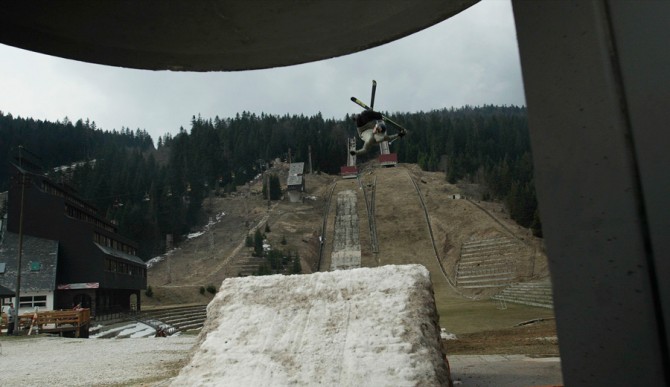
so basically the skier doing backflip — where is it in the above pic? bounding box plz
[350,109,406,156]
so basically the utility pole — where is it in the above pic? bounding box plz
[13,147,27,334]
[308,145,313,174]
[265,164,271,209]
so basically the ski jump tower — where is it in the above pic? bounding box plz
[340,137,358,179]
[378,139,398,167]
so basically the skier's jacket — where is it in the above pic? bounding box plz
[355,110,383,128]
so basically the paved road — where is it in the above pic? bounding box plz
[448,355,563,386]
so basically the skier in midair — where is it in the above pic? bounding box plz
[350,109,405,156]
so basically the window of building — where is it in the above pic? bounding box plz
[19,295,47,308]
[103,257,145,278]
[0,262,5,274]
[30,261,41,271]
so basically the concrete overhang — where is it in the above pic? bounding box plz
[0,1,479,72]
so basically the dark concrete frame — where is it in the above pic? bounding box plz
[512,1,669,384]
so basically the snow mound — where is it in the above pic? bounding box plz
[171,264,450,386]
[441,328,458,340]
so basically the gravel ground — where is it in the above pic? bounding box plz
[0,334,563,387]
[0,335,197,386]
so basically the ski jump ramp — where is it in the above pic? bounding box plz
[330,189,362,271]
[170,265,450,386]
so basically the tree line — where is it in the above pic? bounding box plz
[0,112,153,190]
[0,105,540,260]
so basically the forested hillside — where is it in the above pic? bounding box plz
[0,105,539,260]
[0,112,153,191]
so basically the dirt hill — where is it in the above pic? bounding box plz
[145,161,555,338]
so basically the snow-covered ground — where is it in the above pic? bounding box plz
[171,264,449,386]
[90,321,172,338]
[146,211,226,268]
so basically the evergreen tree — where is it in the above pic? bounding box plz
[269,174,281,200]
[255,262,272,276]
[253,228,264,257]
[291,254,302,274]
[266,250,282,271]
[531,208,543,237]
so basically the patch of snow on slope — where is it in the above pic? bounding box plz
[171,264,449,386]
[147,211,226,268]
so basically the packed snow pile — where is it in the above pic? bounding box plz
[171,264,450,386]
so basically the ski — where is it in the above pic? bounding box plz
[350,96,408,134]
[350,96,372,110]
[370,80,377,110]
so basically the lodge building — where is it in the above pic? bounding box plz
[0,162,146,318]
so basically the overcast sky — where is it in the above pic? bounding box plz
[0,0,525,143]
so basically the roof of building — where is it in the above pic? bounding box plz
[289,162,305,176]
[0,221,59,293]
[94,243,146,267]
[287,175,304,187]
[0,284,14,297]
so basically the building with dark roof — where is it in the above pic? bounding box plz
[0,163,146,318]
[286,162,305,203]
[0,220,58,313]
[0,283,15,307]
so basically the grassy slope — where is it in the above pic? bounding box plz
[146,162,554,335]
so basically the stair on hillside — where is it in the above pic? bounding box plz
[460,237,519,256]
[93,305,208,338]
[231,256,266,276]
[137,304,208,335]
[491,280,554,309]
[456,236,524,288]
